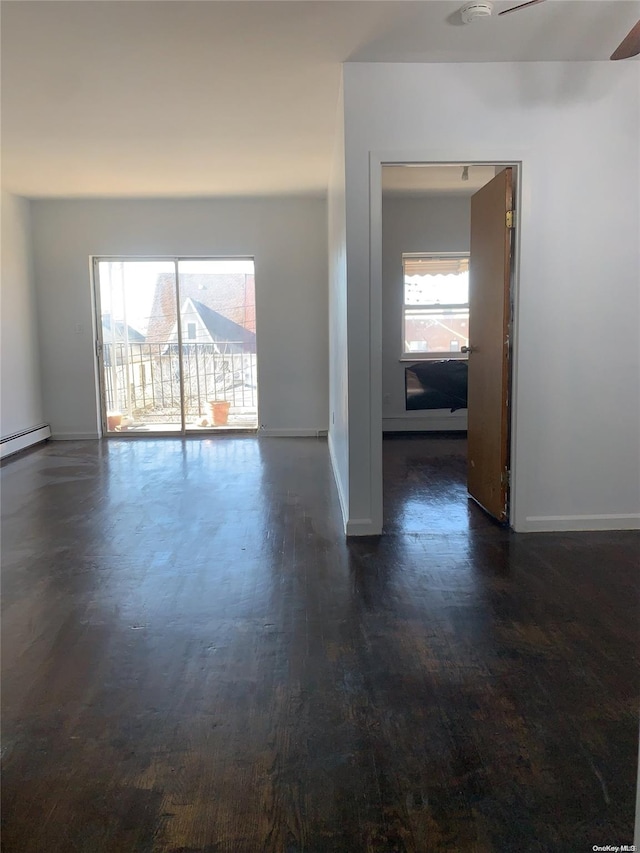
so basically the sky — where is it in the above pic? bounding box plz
[405,272,469,305]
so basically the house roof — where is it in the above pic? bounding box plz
[146,273,256,344]
[190,300,257,352]
[101,315,145,344]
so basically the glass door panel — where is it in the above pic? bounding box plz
[97,260,183,433]
[177,259,258,433]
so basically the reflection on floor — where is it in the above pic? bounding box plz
[1,436,638,852]
[383,432,489,533]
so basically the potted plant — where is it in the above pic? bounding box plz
[207,353,235,425]
[208,399,230,425]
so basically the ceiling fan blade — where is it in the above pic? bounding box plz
[610,20,640,60]
[498,0,545,15]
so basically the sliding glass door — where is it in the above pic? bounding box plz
[94,258,258,435]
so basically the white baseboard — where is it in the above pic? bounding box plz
[328,432,382,537]
[346,518,381,536]
[523,513,640,532]
[383,413,467,432]
[259,428,327,438]
[0,424,51,459]
[50,432,100,441]
[328,430,349,531]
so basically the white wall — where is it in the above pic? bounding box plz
[343,61,640,534]
[327,76,351,528]
[382,193,470,432]
[1,192,45,441]
[30,197,329,439]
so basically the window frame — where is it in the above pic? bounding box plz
[401,251,470,362]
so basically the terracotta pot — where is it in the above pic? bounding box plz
[107,413,122,431]
[209,400,231,426]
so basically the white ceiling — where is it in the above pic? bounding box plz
[2,0,638,198]
[382,164,498,195]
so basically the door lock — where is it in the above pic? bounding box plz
[461,345,476,354]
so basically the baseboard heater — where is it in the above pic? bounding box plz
[1,424,51,460]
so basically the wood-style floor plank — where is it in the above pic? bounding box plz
[1,434,638,851]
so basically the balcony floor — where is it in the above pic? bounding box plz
[108,410,258,434]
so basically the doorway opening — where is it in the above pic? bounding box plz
[379,162,518,532]
[94,258,258,435]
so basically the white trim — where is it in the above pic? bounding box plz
[329,431,380,536]
[370,151,526,533]
[346,518,379,536]
[383,414,467,432]
[369,158,384,535]
[328,430,349,534]
[92,254,256,262]
[50,432,100,441]
[523,514,640,532]
[0,424,51,459]
[259,428,327,438]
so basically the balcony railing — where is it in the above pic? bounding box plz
[102,342,257,425]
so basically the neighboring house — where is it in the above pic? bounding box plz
[99,273,259,419]
[404,315,468,354]
[101,314,146,366]
[165,297,257,354]
[144,275,258,413]
[99,283,259,420]
[146,273,256,345]
[100,314,155,413]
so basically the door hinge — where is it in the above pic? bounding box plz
[506,210,515,229]
[95,340,103,358]
[501,468,511,487]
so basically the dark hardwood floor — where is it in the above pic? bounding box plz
[1,435,638,852]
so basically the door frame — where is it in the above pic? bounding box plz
[92,255,260,437]
[369,153,524,530]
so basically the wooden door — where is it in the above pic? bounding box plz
[466,168,513,522]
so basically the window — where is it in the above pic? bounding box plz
[187,322,197,340]
[402,253,469,359]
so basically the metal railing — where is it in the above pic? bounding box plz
[103,342,257,423]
